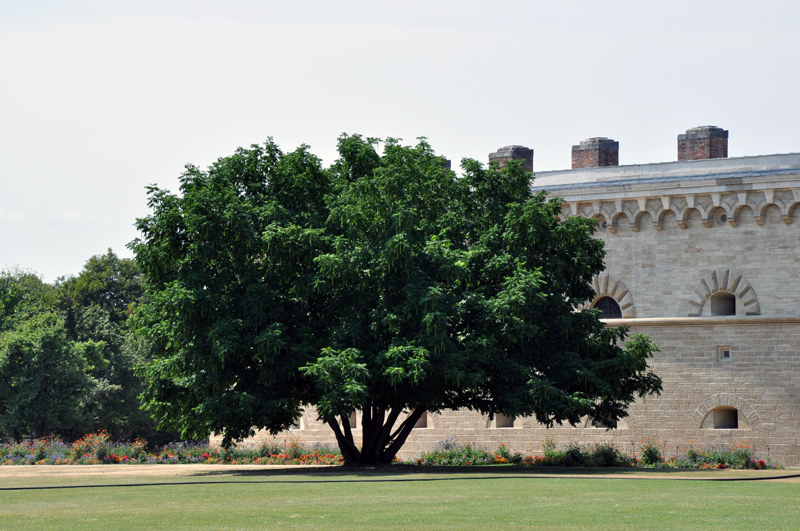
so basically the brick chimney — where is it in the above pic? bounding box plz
[488,145,533,172]
[571,137,619,169]
[677,126,728,161]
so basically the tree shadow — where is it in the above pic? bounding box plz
[186,465,795,482]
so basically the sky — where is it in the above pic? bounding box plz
[2,0,799,282]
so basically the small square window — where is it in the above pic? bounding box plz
[717,346,731,361]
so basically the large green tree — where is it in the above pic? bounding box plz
[132,135,661,465]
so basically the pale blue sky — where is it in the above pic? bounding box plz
[2,0,799,281]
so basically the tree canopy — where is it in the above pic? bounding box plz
[0,273,96,439]
[0,251,158,441]
[131,135,662,465]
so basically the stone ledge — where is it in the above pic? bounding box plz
[602,315,800,327]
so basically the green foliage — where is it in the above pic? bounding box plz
[0,307,94,439]
[61,249,144,323]
[518,438,635,467]
[0,251,163,442]
[542,435,558,458]
[55,250,156,440]
[563,442,585,466]
[418,437,495,466]
[666,442,774,470]
[639,437,664,466]
[131,140,326,447]
[590,442,623,467]
[132,134,662,465]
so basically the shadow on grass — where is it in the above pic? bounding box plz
[188,464,798,482]
[2,466,797,491]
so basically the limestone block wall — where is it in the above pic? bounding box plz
[218,318,800,465]
[594,205,800,317]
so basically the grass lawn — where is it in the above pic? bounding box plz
[1,466,798,530]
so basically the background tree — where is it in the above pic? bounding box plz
[57,250,156,440]
[0,252,163,442]
[0,273,97,439]
[132,135,662,465]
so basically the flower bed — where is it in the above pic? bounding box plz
[1,433,782,469]
[636,437,778,470]
[0,432,342,466]
[399,436,782,469]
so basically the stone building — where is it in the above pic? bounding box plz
[220,126,800,465]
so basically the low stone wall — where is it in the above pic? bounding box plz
[213,318,800,466]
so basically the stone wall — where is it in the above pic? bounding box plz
[595,200,800,318]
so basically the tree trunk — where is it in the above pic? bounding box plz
[333,407,426,466]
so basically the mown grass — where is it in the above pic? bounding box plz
[1,467,798,530]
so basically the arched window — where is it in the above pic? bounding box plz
[594,296,622,319]
[701,406,748,429]
[710,292,736,316]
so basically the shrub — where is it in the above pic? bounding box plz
[563,443,584,466]
[418,437,494,466]
[639,437,663,466]
[255,438,284,458]
[493,443,524,464]
[70,431,111,461]
[542,436,558,459]
[130,438,148,460]
[588,442,634,467]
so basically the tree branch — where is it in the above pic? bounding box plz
[383,408,425,463]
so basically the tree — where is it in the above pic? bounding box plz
[0,253,160,441]
[61,249,144,324]
[0,273,100,439]
[131,135,662,465]
[56,250,158,440]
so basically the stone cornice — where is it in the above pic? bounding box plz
[555,186,800,232]
[534,153,800,188]
[533,153,800,231]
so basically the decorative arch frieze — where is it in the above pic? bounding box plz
[694,393,761,429]
[783,190,800,224]
[687,268,760,316]
[755,202,773,226]
[608,212,623,233]
[559,189,800,230]
[581,273,635,318]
